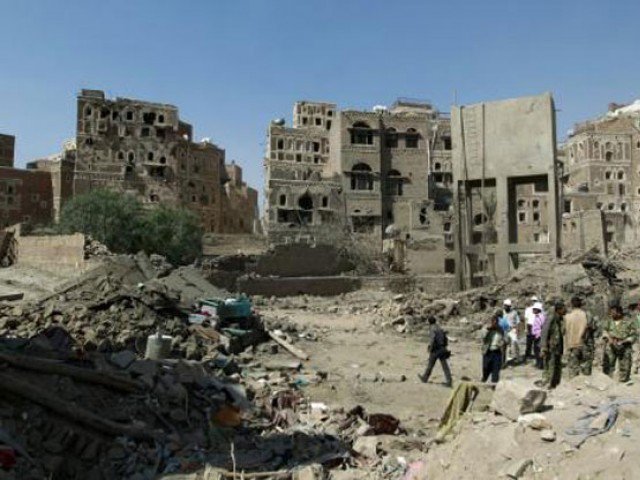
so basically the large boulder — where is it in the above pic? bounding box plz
[490,379,547,421]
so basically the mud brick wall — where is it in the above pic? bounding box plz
[17,233,86,271]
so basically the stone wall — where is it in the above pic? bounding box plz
[561,210,606,256]
[17,233,86,271]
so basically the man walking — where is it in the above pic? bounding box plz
[564,296,590,378]
[482,311,505,383]
[602,299,638,382]
[418,316,452,387]
[540,300,566,388]
[524,296,541,359]
[502,299,521,363]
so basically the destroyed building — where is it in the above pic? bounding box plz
[560,101,640,246]
[451,93,560,289]
[264,99,455,275]
[73,89,258,234]
[26,140,76,222]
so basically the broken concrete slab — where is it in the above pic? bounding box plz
[491,379,547,421]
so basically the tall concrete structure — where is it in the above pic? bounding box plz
[265,99,455,274]
[73,89,257,233]
[0,134,15,168]
[451,93,560,289]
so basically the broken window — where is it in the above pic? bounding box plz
[158,114,165,123]
[474,213,488,226]
[142,112,156,125]
[128,152,135,162]
[147,152,154,161]
[279,194,286,206]
[117,151,124,160]
[434,162,442,171]
[160,156,166,164]
[563,200,572,213]
[533,212,540,222]
[351,163,374,190]
[444,258,455,273]
[352,216,375,233]
[298,194,313,211]
[442,136,452,150]
[112,111,119,120]
[313,156,320,164]
[315,118,322,126]
[327,110,333,117]
[419,207,428,225]
[85,138,94,146]
[322,196,328,208]
[85,106,92,117]
[443,222,451,232]
[386,169,403,196]
[296,154,302,162]
[302,117,308,125]
[313,142,320,152]
[621,203,627,212]
[385,128,398,148]
[126,111,134,121]
[405,128,419,148]
[351,122,373,145]
[277,139,284,150]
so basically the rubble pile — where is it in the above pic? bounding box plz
[83,236,112,259]
[424,374,640,479]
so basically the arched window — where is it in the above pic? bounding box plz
[532,199,540,209]
[117,151,124,160]
[84,105,93,117]
[608,203,615,211]
[351,122,373,145]
[386,169,403,196]
[322,196,328,208]
[517,199,526,208]
[621,203,627,212]
[128,152,135,162]
[351,163,373,190]
[434,162,442,171]
[385,128,398,148]
[279,194,286,206]
[617,170,625,180]
[406,128,419,148]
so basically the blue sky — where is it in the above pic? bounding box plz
[1,0,639,196]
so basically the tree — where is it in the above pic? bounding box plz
[139,205,203,265]
[58,189,143,253]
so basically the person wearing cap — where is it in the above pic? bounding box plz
[602,299,638,382]
[539,300,566,388]
[418,316,452,387]
[502,299,521,364]
[524,296,541,360]
[531,302,546,369]
[481,311,506,383]
[564,296,590,378]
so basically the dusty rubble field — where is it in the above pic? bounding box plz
[1,249,640,479]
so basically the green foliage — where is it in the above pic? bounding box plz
[58,189,143,253]
[139,205,203,265]
[58,189,203,264]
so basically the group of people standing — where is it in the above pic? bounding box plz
[419,294,640,389]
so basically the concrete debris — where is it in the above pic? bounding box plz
[490,379,547,421]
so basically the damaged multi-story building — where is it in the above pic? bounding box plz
[560,101,640,246]
[73,89,258,233]
[264,99,455,275]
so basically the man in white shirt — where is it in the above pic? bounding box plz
[524,296,541,360]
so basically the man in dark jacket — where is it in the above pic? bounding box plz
[418,316,452,387]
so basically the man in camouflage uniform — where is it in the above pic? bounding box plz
[622,289,640,374]
[565,296,590,378]
[540,300,566,388]
[602,299,638,382]
[582,308,599,375]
